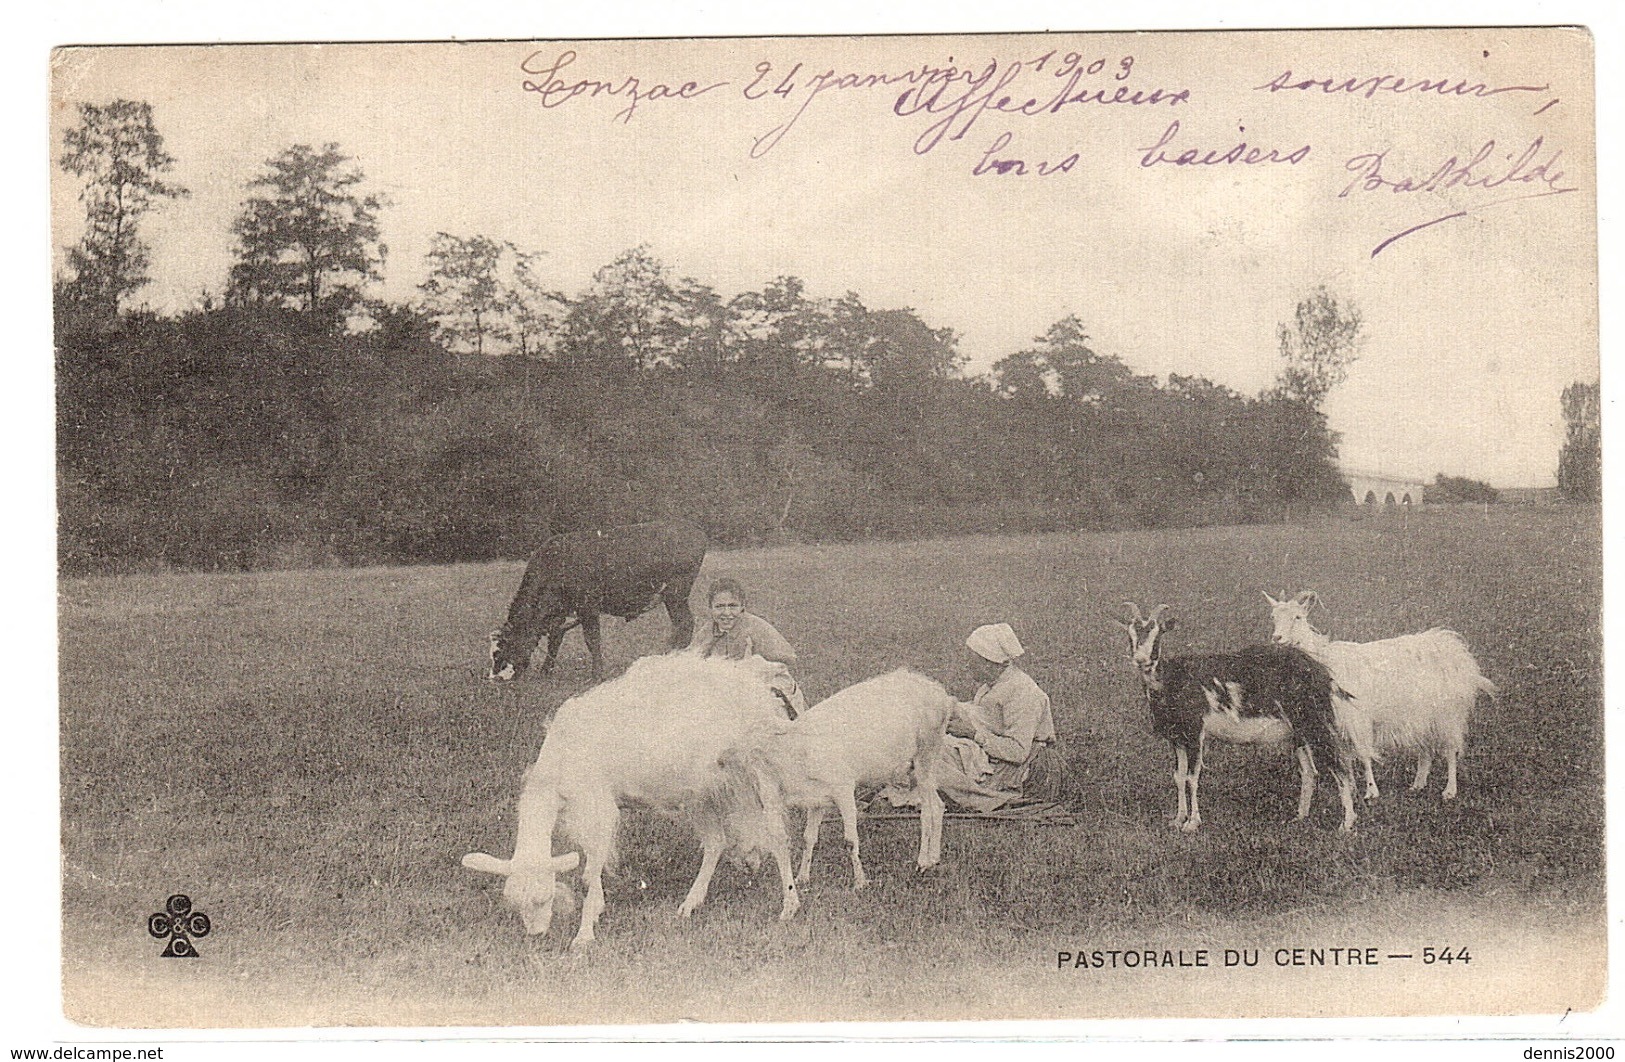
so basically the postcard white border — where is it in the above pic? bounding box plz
[16,0,1622,1051]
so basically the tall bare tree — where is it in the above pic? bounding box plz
[1272,286,1364,409]
[419,236,565,359]
[563,246,686,370]
[1557,380,1600,501]
[505,249,567,360]
[228,143,385,322]
[418,233,509,355]
[58,100,187,314]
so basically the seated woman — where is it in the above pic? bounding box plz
[689,577,807,716]
[929,622,1061,813]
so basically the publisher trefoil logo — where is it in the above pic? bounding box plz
[148,894,211,958]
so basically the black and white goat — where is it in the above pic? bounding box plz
[1118,603,1357,832]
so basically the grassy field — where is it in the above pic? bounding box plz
[58,506,1604,1027]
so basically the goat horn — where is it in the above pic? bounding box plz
[462,853,512,876]
[1262,590,1279,606]
[1122,601,1145,622]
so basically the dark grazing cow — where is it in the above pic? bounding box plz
[488,521,707,682]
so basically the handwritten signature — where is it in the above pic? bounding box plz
[1340,137,1580,255]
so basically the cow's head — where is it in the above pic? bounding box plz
[1116,602,1173,683]
[1264,590,1320,648]
[462,850,580,935]
[487,627,530,682]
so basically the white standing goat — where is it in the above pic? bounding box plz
[741,668,955,890]
[1264,590,1497,801]
[462,654,800,948]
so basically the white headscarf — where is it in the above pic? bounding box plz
[966,623,1024,664]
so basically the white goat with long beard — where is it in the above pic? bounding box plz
[1265,590,1497,801]
[462,654,800,948]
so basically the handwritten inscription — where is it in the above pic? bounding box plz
[1341,137,1575,198]
[509,44,1582,260]
[743,56,1001,159]
[973,132,1080,176]
[519,48,1191,165]
[890,51,1188,157]
[744,51,1189,159]
[1256,69,1551,102]
[1338,137,1581,257]
[520,50,729,123]
[1138,122,1310,168]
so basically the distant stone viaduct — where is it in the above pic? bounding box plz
[1344,469,1426,506]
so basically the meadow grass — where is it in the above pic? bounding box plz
[58,506,1603,1026]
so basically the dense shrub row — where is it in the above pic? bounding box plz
[56,301,1349,575]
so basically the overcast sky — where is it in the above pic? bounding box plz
[50,28,1597,487]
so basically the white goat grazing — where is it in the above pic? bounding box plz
[462,654,800,947]
[742,668,955,890]
[1265,591,1497,801]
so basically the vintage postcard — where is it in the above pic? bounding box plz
[50,25,1602,1034]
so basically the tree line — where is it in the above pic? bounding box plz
[58,100,1377,575]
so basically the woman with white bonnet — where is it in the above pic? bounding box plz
[928,622,1061,812]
